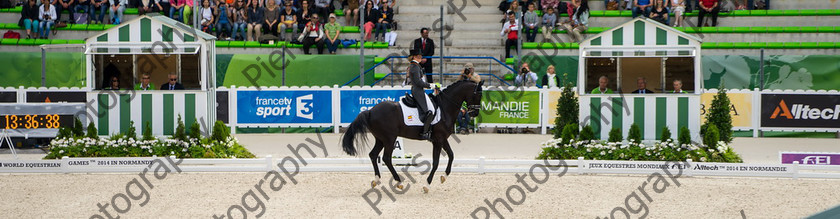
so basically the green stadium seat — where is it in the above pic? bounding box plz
[701,42,716,49]
[69,24,88,31]
[749,26,766,33]
[373,73,387,80]
[503,73,515,81]
[684,12,698,16]
[766,42,784,49]
[260,42,276,48]
[800,26,818,33]
[103,24,117,29]
[699,27,715,33]
[603,10,621,17]
[87,24,106,30]
[619,10,633,16]
[731,10,750,16]
[244,41,261,47]
[34,38,49,45]
[0,38,18,45]
[521,42,538,49]
[0,23,6,29]
[749,10,766,16]
[505,58,514,65]
[588,10,605,16]
[11,6,22,12]
[333,10,345,16]
[372,42,388,48]
[287,42,302,48]
[815,9,837,16]
[816,42,835,49]
[765,10,783,16]
[67,39,85,44]
[341,26,360,33]
[535,10,542,16]
[374,57,386,63]
[124,8,138,14]
[585,27,606,34]
[799,42,819,49]
[733,42,750,49]
[782,10,800,16]
[783,42,800,48]
[672,26,685,32]
[733,26,751,33]
[766,26,784,33]
[228,41,245,47]
[799,10,818,16]
[5,23,21,29]
[17,39,36,45]
[50,39,68,44]
[716,26,734,33]
[748,42,766,49]
[274,41,286,47]
[782,26,800,33]
[716,42,734,49]
[816,26,835,33]
[682,27,700,33]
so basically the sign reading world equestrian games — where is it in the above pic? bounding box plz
[237,90,332,124]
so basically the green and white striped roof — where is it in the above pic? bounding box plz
[85,15,215,54]
[580,18,701,57]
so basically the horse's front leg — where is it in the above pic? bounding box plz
[441,140,454,183]
[423,142,442,193]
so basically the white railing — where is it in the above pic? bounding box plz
[3,156,840,179]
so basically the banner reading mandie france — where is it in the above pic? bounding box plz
[479,90,540,125]
[237,90,332,124]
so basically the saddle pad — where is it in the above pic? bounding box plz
[399,96,441,126]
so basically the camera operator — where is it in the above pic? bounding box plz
[514,62,538,87]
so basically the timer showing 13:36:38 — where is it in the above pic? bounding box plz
[1,114,75,129]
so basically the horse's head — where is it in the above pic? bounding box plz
[465,80,484,117]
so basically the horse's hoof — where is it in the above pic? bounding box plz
[441,175,446,184]
[371,180,379,188]
[422,186,429,194]
[396,184,404,190]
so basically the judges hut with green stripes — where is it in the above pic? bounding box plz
[83,15,217,136]
[578,18,702,141]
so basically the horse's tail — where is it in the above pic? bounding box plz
[342,110,371,156]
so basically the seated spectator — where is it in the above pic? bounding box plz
[279,2,297,41]
[697,0,719,27]
[361,0,379,41]
[138,0,156,15]
[632,0,652,18]
[515,63,538,87]
[541,0,558,10]
[672,79,687,93]
[734,0,746,10]
[374,0,392,42]
[105,76,121,90]
[110,0,127,24]
[38,0,56,39]
[522,3,539,42]
[20,0,40,39]
[500,12,518,58]
[324,13,341,54]
[215,0,233,39]
[671,0,685,27]
[170,0,186,22]
[541,65,561,88]
[263,1,279,37]
[591,75,614,94]
[540,7,557,42]
[631,77,654,94]
[183,0,194,25]
[562,0,588,42]
[161,73,185,90]
[298,13,325,54]
[313,0,330,23]
[502,0,519,23]
[75,0,90,24]
[246,0,263,41]
[344,0,359,26]
[198,0,214,33]
[497,0,513,14]
[231,0,247,41]
[89,0,106,24]
[649,1,668,24]
[297,0,314,40]
[51,0,75,24]
[157,0,172,21]
[134,73,156,90]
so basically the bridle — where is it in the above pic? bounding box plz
[439,80,482,114]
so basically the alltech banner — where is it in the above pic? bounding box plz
[701,92,752,128]
[478,90,541,125]
[761,94,840,128]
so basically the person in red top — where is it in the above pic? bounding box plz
[697,0,719,27]
[500,12,519,59]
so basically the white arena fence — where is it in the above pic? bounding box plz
[2,156,840,179]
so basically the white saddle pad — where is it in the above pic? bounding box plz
[399,95,441,126]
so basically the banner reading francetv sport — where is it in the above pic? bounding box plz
[339,89,409,124]
[237,90,332,125]
[761,94,840,129]
[478,90,541,125]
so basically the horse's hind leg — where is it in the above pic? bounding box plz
[369,139,385,188]
[424,143,442,193]
[381,137,403,187]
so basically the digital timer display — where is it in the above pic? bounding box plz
[1,114,75,129]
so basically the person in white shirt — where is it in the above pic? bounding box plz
[500,12,519,59]
[38,0,56,39]
[541,65,561,88]
[515,62,538,87]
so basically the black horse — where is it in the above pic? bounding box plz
[342,80,484,192]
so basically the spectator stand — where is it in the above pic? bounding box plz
[83,14,218,137]
[577,17,703,141]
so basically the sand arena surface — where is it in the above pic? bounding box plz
[1,134,839,218]
[0,172,838,218]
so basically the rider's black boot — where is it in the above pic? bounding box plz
[420,111,433,140]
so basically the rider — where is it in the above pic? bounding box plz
[407,44,440,140]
